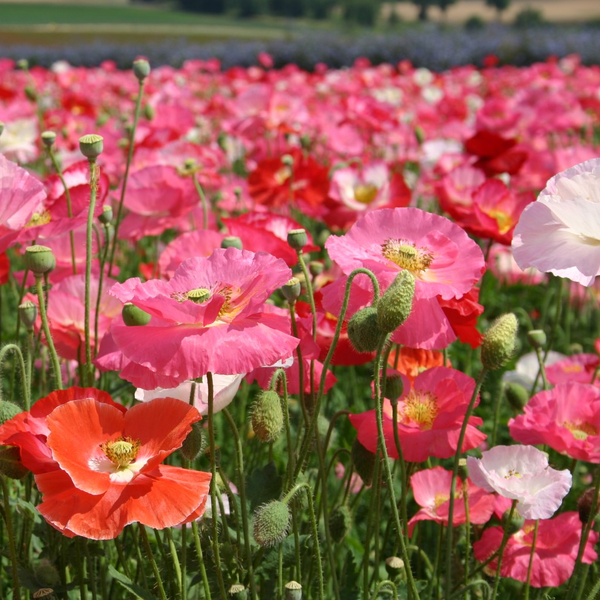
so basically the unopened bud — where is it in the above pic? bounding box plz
[251,390,283,443]
[34,559,60,587]
[481,313,518,370]
[132,59,151,82]
[19,301,38,330]
[281,277,301,304]
[527,329,546,350]
[25,245,55,275]
[181,421,205,461]
[253,500,291,547]
[502,510,524,534]
[98,205,113,225]
[122,303,151,326]
[505,382,529,411]
[329,504,352,543]
[287,229,307,250]
[309,261,324,277]
[0,446,28,479]
[284,581,302,600]
[351,438,376,486]
[347,306,381,353]
[578,488,599,524]
[144,104,155,120]
[228,583,247,599]
[0,400,22,426]
[221,236,243,250]
[377,271,415,334]
[41,131,56,148]
[78,134,103,160]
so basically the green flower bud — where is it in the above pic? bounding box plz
[527,329,546,350]
[253,500,291,547]
[505,382,529,411]
[385,372,404,402]
[98,205,113,225]
[377,271,415,334]
[228,583,248,599]
[41,131,56,148]
[284,581,302,600]
[502,510,524,534]
[19,301,38,330]
[78,134,103,160]
[481,313,518,370]
[181,421,205,461]
[0,400,22,426]
[34,559,60,587]
[309,261,324,277]
[144,104,155,121]
[287,228,308,250]
[122,303,151,326]
[25,245,55,275]
[281,277,302,304]
[221,236,243,250]
[347,306,382,353]
[251,390,283,443]
[0,446,28,479]
[96,113,110,127]
[351,438,376,486]
[133,59,151,82]
[329,504,352,543]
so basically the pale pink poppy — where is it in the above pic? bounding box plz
[467,445,572,519]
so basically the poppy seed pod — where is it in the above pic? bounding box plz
[284,581,303,600]
[502,510,525,534]
[41,131,56,148]
[221,236,243,250]
[122,303,152,327]
[99,205,113,225]
[132,59,151,82]
[78,134,103,160]
[19,301,38,330]
[481,313,518,370]
[25,245,55,275]
[527,329,546,349]
[281,277,302,304]
[253,500,291,547]
[228,583,247,599]
[287,228,307,250]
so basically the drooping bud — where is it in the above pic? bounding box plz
[481,314,518,370]
[0,446,28,479]
[0,400,22,426]
[527,329,546,350]
[377,271,415,334]
[577,488,599,524]
[281,277,301,305]
[228,583,248,599]
[98,205,113,225]
[221,236,243,250]
[329,504,352,543]
[181,421,205,461]
[41,131,56,148]
[251,390,283,443]
[502,510,524,534]
[25,245,55,275]
[253,500,291,547]
[351,438,376,486]
[347,306,381,353]
[284,581,303,600]
[122,303,151,326]
[133,59,151,82]
[19,301,38,330]
[78,134,103,160]
[287,228,308,250]
[34,559,60,587]
[385,556,405,579]
[505,382,529,411]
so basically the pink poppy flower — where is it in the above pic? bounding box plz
[509,382,600,463]
[349,367,486,463]
[96,248,299,389]
[0,154,46,253]
[467,445,572,519]
[512,158,600,286]
[408,466,495,536]
[473,512,598,587]
[545,353,599,386]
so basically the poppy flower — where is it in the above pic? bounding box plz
[34,395,211,539]
[473,512,598,587]
[349,367,486,463]
[96,248,299,389]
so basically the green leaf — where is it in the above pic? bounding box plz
[108,565,158,600]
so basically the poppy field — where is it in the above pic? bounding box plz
[0,52,599,600]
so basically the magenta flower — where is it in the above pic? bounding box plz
[96,248,299,389]
[467,445,572,519]
[509,382,600,463]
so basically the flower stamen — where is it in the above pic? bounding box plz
[381,238,433,275]
[101,436,141,470]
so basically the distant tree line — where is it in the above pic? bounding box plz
[178,0,513,23]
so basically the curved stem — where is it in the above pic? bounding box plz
[370,580,399,600]
[1,475,21,600]
[35,275,62,390]
[84,159,98,386]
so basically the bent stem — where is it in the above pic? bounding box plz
[444,367,487,598]
[35,274,63,390]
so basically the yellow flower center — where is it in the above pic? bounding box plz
[563,420,598,441]
[402,390,438,429]
[100,437,141,469]
[274,166,292,185]
[433,492,450,509]
[484,208,512,234]
[504,469,523,479]
[381,239,433,276]
[354,184,378,205]
[26,210,52,228]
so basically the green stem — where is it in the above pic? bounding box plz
[108,77,145,276]
[193,175,209,230]
[444,367,487,598]
[490,501,517,600]
[164,527,182,598]
[0,475,21,600]
[84,158,98,385]
[370,580,399,600]
[270,369,295,489]
[138,524,168,600]
[191,521,212,599]
[94,223,112,358]
[0,344,30,409]
[522,520,538,600]
[35,275,63,389]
